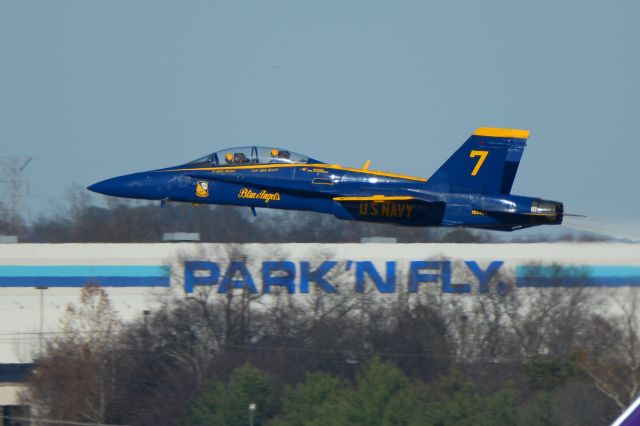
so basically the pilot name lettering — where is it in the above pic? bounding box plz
[359,202,414,219]
[238,188,281,203]
[300,167,328,173]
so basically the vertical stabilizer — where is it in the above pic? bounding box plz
[428,127,530,195]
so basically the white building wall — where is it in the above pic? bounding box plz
[0,383,26,406]
[0,243,638,363]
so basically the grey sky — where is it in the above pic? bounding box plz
[1,1,639,232]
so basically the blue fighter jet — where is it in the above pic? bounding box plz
[87,127,563,231]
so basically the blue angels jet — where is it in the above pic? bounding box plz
[87,127,563,231]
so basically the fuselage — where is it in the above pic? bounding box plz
[88,158,562,231]
[88,129,564,231]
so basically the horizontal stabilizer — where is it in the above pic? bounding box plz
[332,195,445,226]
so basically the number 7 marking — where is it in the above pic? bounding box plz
[469,150,489,176]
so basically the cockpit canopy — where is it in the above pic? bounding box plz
[187,146,323,167]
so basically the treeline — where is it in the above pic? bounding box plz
[183,359,560,426]
[22,262,640,426]
[1,192,487,243]
[0,189,603,243]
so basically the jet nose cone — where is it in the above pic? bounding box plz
[87,173,157,199]
[87,178,117,196]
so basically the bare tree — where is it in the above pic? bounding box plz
[576,289,640,409]
[23,285,121,424]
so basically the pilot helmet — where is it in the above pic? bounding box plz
[271,149,279,157]
[225,153,234,163]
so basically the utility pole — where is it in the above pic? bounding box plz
[0,156,32,228]
[248,403,256,426]
[36,286,48,356]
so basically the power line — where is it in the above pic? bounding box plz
[0,331,523,362]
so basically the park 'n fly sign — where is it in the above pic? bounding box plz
[0,244,639,295]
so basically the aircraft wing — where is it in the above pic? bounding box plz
[331,192,446,225]
[611,394,640,425]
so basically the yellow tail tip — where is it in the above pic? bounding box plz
[473,127,530,139]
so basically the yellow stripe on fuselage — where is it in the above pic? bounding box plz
[473,127,530,139]
[333,195,414,202]
[164,163,427,182]
[326,164,426,182]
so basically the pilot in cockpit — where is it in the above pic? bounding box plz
[224,152,250,165]
[234,153,249,164]
[270,149,291,162]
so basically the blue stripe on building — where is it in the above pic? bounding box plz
[516,265,640,288]
[0,265,169,277]
[0,265,170,287]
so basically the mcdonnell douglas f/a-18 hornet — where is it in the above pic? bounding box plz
[87,127,564,231]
